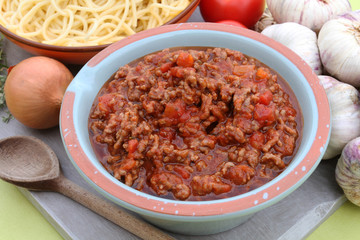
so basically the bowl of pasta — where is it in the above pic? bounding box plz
[0,0,199,65]
[60,22,331,235]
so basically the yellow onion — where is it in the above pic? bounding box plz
[4,56,73,129]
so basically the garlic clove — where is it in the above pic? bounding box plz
[266,0,351,32]
[262,22,322,75]
[318,74,341,90]
[318,11,360,88]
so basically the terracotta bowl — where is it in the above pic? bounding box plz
[0,0,200,65]
[60,23,331,235]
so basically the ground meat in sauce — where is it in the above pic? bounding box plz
[88,47,301,201]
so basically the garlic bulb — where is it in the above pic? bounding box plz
[262,22,322,75]
[318,75,360,160]
[266,0,351,32]
[336,137,360,206]
[254,8,276,33]
[318,11,360,88]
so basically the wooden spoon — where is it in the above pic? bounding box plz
[0,135,174,240]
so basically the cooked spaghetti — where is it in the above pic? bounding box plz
[0,0,191,46]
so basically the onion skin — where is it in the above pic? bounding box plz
[318,10,360,87]
[336,137,360,206]
[4,56,73,129]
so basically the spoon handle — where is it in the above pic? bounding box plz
[54,174,174,240]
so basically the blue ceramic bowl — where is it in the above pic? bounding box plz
[60,23,330,235]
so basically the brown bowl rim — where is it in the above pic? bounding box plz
[0,0,200,53]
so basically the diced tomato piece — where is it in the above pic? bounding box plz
[163,99,186,119]
[254,104,275,126]
[256,67,270,80]
[176,52,194,67]
[128,139,138,154]
[98,93,113,112]
[233,65,255,76]
[258,90,273,105]
[98,93,113,105]
[160,62,173,72]
[249,131,265,150]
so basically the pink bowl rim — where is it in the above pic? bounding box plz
[60,22,330,217]
[0,0,199,53]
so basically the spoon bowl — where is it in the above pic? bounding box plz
[0,136,59,187]
[0,135,173,240]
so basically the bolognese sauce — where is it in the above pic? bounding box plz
[88,47,302,201]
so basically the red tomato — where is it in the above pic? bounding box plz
[216,20,247,28]
[200,0,265,28]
